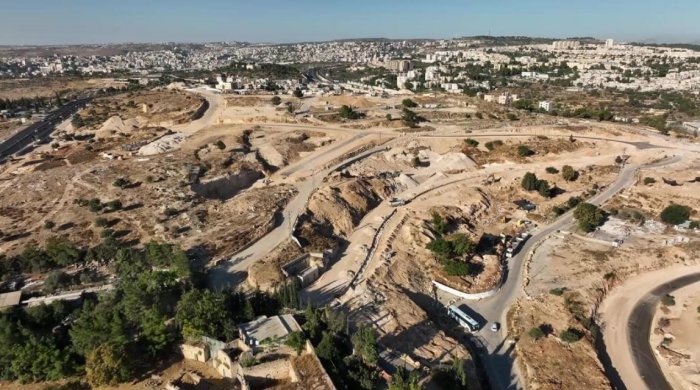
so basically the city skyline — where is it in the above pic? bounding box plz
[1,0,700,46]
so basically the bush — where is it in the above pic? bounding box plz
[546,167,559,174]
[95,218,108,228]
[660,204,691,225]
[465,138,479,147]
[506,113,519,121]
[271,96,282,105]
[285,332,306,356]
[517,145,534,157]
[475,112,483,119]
[88,198,103,213]
[484,140,503,151]
[529,327,545,340]
[643,177,656,185]
[560,328,583,343]
[537,180,552,198]
[44,220,55,230]
[549,287,567,296]
[113,178,129,188]
[661,294,676,306]
[215,140,226,150]
[561,165,579,182]
[401,98,418,108]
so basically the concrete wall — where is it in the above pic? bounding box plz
[431,280,500,301]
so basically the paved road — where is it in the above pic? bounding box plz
[449,155,681,390]
[0,98,90,161]
[627,273,700,390]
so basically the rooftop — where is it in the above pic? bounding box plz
[239,314,301,345]
[0,291,22,310]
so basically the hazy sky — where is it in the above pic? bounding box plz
[1,0,699,45]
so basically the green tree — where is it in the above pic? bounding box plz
[561,165,579,181]
[316,332,340,362]
[390,366,422,390]
[521,172,539,191]
[573,203,605,232]
[70,300,128,355]
[271,96,282,105]
[660,204,691,225]
[10,335,74,383]
[351,326,378,367]
[560,328,583,343]
[45,236,82,267]
[175,289,233,341]
[451,234,475,256]
[215,140,226,150]
[545,167,559,174]
[402,108,419,127]
[85,343,132,387]
[537,179,552,198]
[293,88,304,98]
[140,308,172,356]
[431,212,446,236]
[339,105,361,119]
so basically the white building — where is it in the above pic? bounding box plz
[539,100,554,112]
[605,39,615,49]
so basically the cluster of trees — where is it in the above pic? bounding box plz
[521,172,553,198]
[0,231,307,387]
[425,213,476,277]
[551,196,582,217]
[517,145,534,157]
[0,96,55,114]
[301,306,381,390]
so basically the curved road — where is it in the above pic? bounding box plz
[448,155,682,390]
[628,273,700,390]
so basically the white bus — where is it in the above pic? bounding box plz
[447,305,480,332]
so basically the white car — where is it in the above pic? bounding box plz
[491,322,500,332]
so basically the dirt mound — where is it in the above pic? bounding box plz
[95,115,143,138]
[296,175,405,249]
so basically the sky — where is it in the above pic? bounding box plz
[1,0,699,46]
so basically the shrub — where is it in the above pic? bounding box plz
[643,177,656,185]
[660,204,691,225]
[44,220,55,230]
[562,165,579,182]
[271,96,282,105]
[506,113,519,121]
[546,167,559,174]
[88,198,103,213]
[465,138,479,147]
[95,218,108,228]
[475,112,483,119]
[517,145,534,157]
[113,178,129,188]
[529,327,545,340]
[385,113,392,121]
[484,140,503,151]
[215,140,226,150]
[537,180,552,198]
[661,294,676,306]
[560,328,583,343]
[549,287,567,296]
[402,98,418,108]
